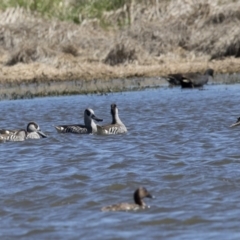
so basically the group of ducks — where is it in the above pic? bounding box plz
[0,103,127,143]
[3,71,239,211]
[55,104,127,135]
[165,68,214,88]
[0,103,154,211]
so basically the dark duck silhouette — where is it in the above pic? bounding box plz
[165,68,214,88]
[101,187,154,212]
[165,73,184,86]
[179,68,214,88]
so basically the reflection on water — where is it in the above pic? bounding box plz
[1,84,240,239]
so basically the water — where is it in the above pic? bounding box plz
[1,84,240,239]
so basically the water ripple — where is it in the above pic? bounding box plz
[1,85,240,239]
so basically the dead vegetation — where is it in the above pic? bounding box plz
[0,0,240,85]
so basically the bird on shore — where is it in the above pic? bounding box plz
[55,108,103,134]
[101,187,154,212]
[165,68,214,88]
[179,68,214,88]
[165,73,184,86]
[230,117,240,128]
[97,104,127,135]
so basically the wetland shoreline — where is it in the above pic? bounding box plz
[1,61,240,100]
[1,0,240,99]
[1,58,240,100]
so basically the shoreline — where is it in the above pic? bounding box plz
[0,58,240,100]
[0,76,167,100]
[1,1,240,100]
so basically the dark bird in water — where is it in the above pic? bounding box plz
[101,187,154,212]
[230,117,240,128]
[165,68,214,88]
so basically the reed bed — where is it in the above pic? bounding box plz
[0,0,240,85]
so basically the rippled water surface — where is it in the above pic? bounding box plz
[1,84,240,239]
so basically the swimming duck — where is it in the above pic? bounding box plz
[97,104,127,135]
[55,108,103,134]
[230,117,240,127]
[0,122,47,139]
[26,122,47,139]
[101,187,154,212]
[0,129,27,142]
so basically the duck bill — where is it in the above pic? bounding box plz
[92,115,103,122]
[146,193,155,199]
[38,130,47,138]
[230,121,240,128]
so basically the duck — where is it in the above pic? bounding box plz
[26,122,47,139]
[0,122,47,139]
[55,108,103,134]
[97,104,127,135]
[0,129,27,142]
[165,68,214,88]
[165,73,184,86]
[230,117,240,127]
[179,68,214,88]
[101,187,154,212]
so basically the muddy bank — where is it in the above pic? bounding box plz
[1,70,240,100]
[0,57,240,99]
[0,76,167,100]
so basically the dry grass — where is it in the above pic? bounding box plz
[0,0,240,85]
[1,57,240,85]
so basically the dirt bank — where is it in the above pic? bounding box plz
[0,0,240,99]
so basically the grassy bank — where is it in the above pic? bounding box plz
[0,0,240,91]
[0,0,128,24]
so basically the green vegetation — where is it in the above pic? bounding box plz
[0,0,127,23]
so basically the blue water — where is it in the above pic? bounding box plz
[1,85,240,239]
